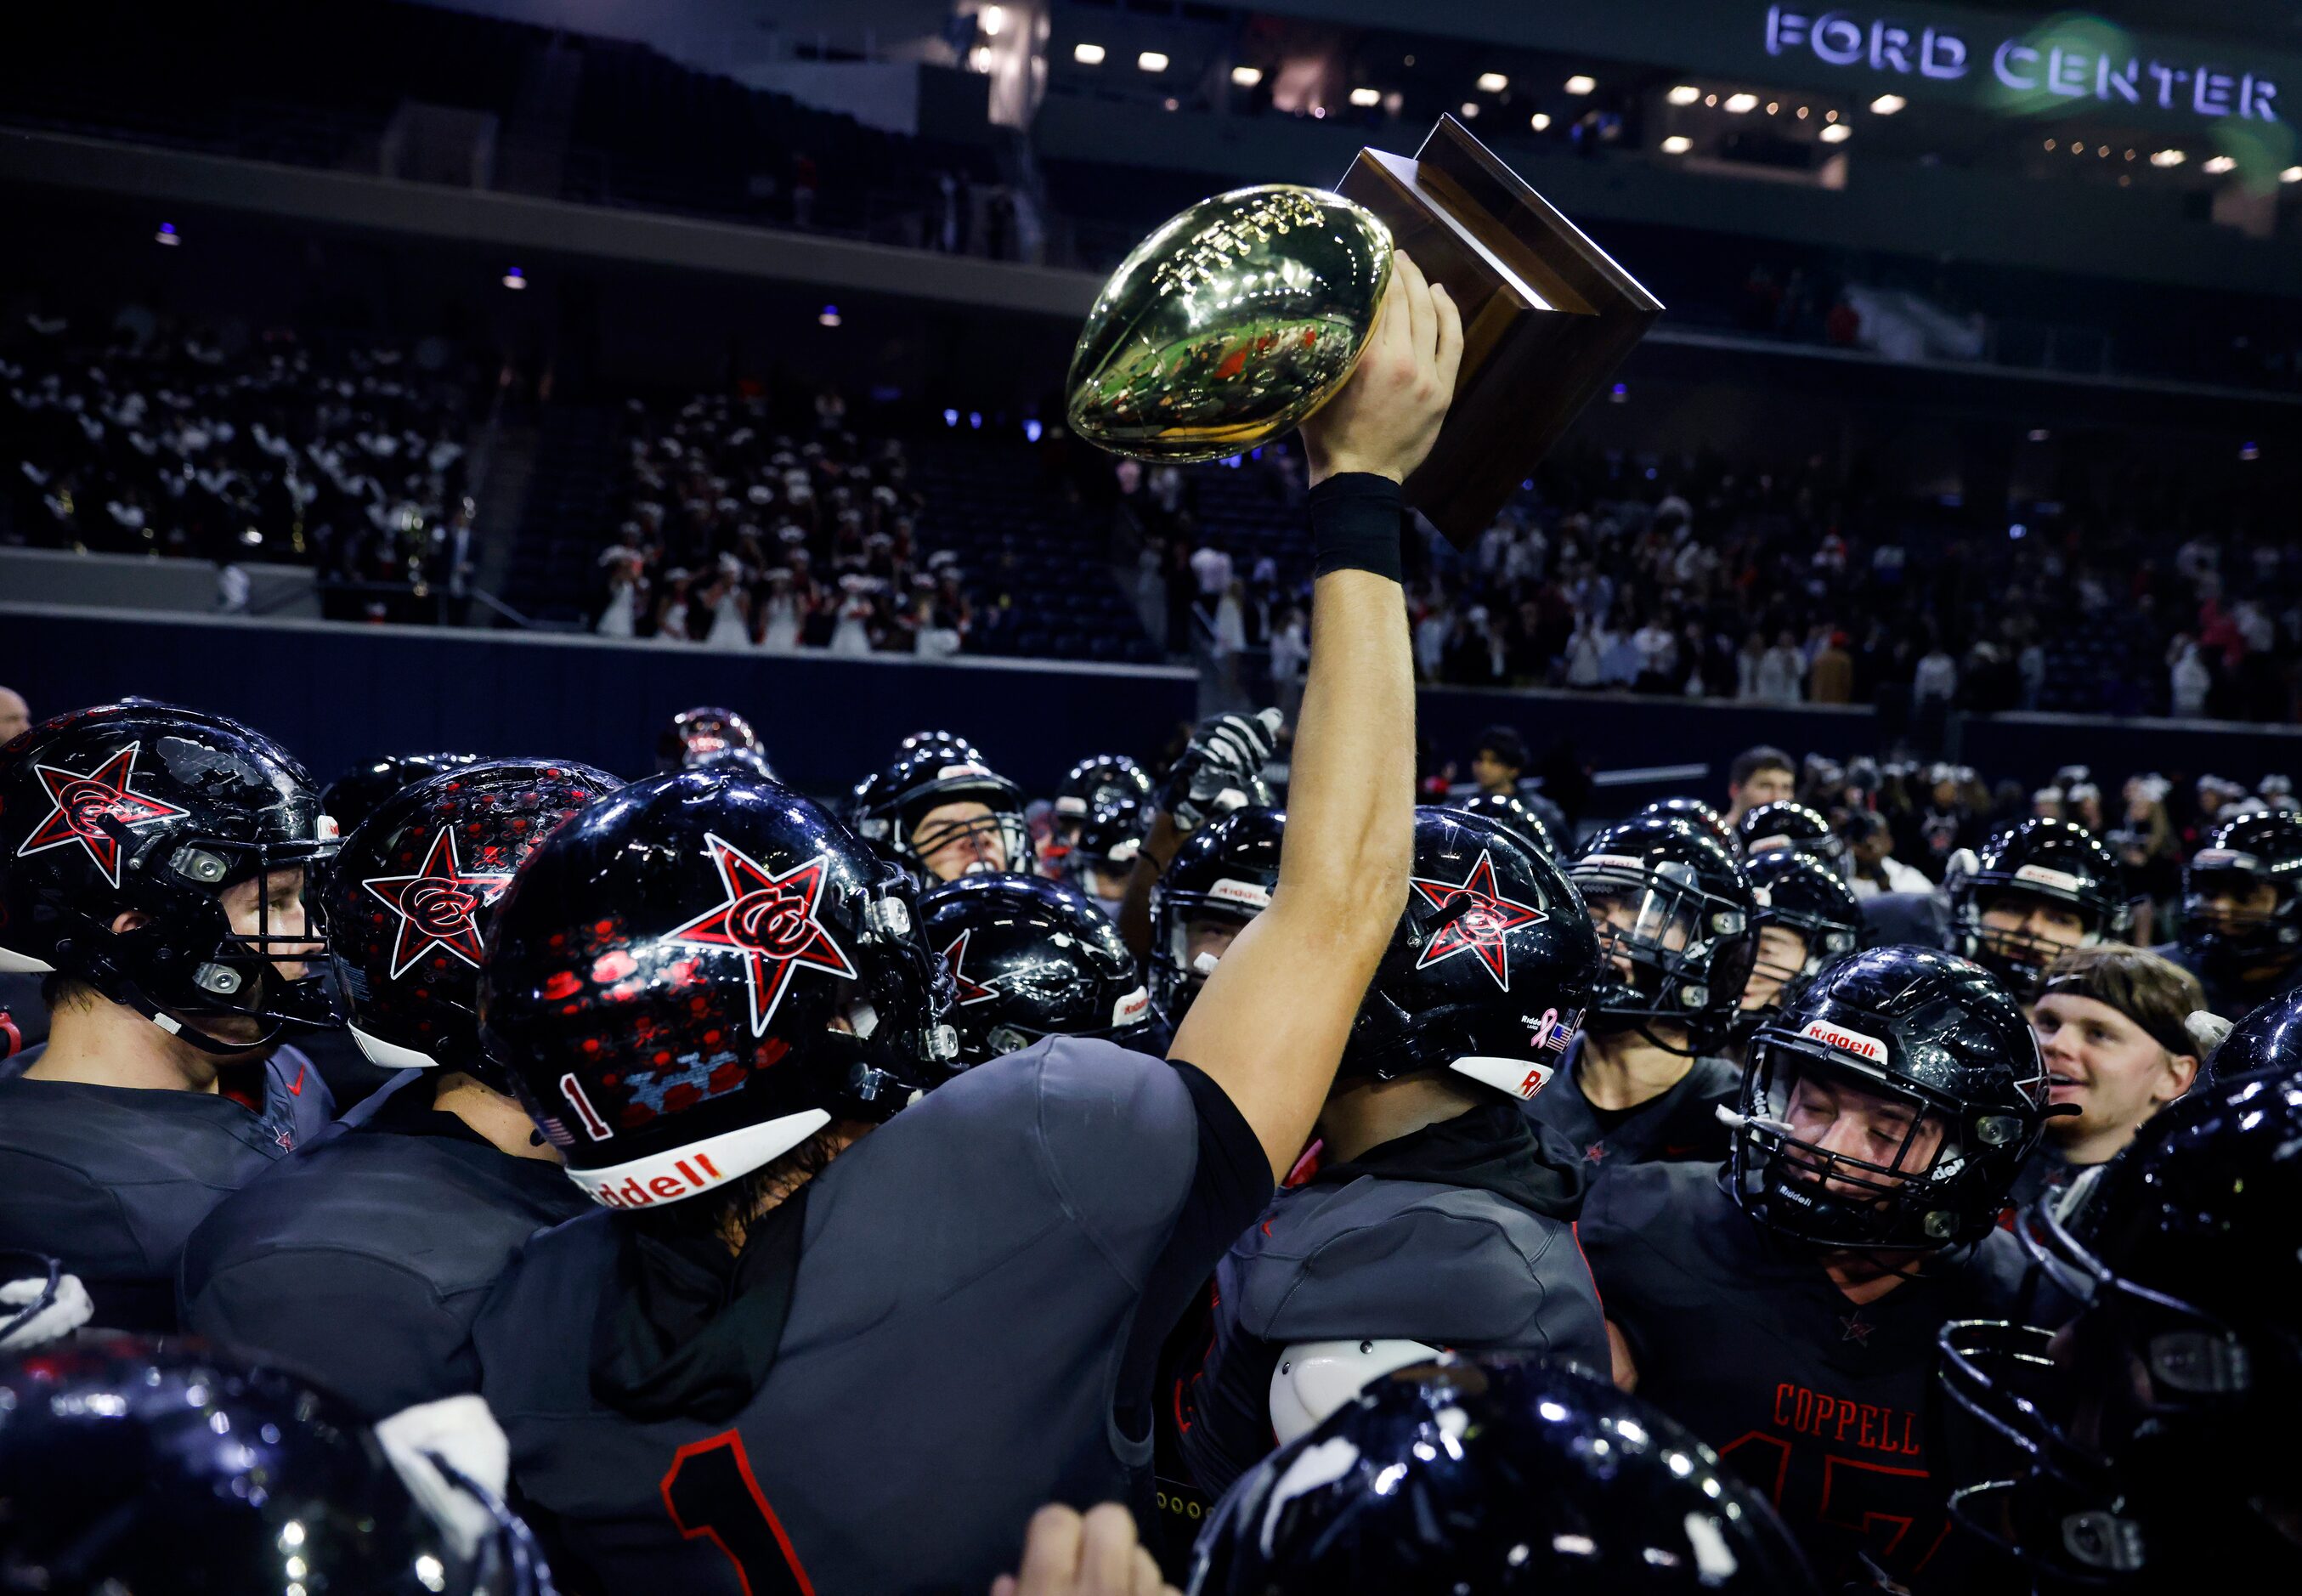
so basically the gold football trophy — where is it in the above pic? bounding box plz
[1066,116,1661,547]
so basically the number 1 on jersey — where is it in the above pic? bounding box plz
[661,1430,817,1595]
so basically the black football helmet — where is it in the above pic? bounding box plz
[895,727,983,763]
[1636,795,1734,850]
[1148,806,1285,1029]
[1730,947,2048,1251]
[1567,814,1756,1054]
[2202,981,2302,1087]
[1335,807,1598,1101]
[1188,1354,1818,1594]
[849,744,1031,882]
[325,760,619,1078]
[1734,799,1848,879]
[479,768,959,1211]
[320,752,483,836]
[1443,790,1561,858]
[2178,810,2302,983]
[1947,818,2130,994]
[656,706,761,773]
[1064,791,1148,897]
[1936,1066,2302,1587]
[0,1335,553,1593]
[920,874,1151,1065]
[0,701,340,1053]
[1053,754,1153,836]
[1742,848,1864,1015]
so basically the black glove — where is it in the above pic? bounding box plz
[1161,709,1281,834]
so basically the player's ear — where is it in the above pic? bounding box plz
[110,910,150,937]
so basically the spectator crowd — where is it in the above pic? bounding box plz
[2,307,472,614]
[592,392,973,658]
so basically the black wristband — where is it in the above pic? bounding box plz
[1309,472,1406,584]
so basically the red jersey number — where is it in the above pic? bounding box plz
[661,1430,817,1596]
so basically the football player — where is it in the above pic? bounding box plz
[1142,806,1285,1033]
[1863,818,2129,998]
[1735,848,1864,1042]
[1581,947,2050,1591]
[1723,744,1797,830]
[2007,945,2204,1210]
[1526,813,1756,1174]
[0,702,342,1327]
[851,740,1033,881]
[1189,1355,1818,1593]
[1636,795,1736,850]
[320,750,484,836]
[921,873,1153,1064]
[178,760,614,1418]
[1065,788,1151,921]
[1051,754,1153,852]
[1735,799,1850,880]
[1935,1055,2302,1589]
[1118,711,1283,959]
[466,254,1459,1595]
[0,1336,552,1593]
[2158,809,2302,1016]
[658,705,766,773]
[1443,788,1560,857]
[1172,806,1604,1497]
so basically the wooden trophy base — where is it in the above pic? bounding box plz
[1337,116,1663,548]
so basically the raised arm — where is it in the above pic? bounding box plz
[1171,252,1461,1179]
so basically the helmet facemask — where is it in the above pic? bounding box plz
[1573,857,1751,1055]
[81,824,340,1054]
[1733,1041,2028,1250]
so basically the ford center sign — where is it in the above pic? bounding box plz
[1763,6,2279,122]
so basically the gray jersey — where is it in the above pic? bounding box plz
[1175,1101,1607,1495]
[472,1036,1268,1596]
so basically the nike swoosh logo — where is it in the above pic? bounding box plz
[287,1063,307,1096]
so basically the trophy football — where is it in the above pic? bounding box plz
[1066,116,1661,548]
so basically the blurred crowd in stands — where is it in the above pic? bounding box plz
[2,308,473,619]
[592,392,970,657]
[1127,443,2302,726]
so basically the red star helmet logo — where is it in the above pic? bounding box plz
[1409,848,1547,991]
[14,743,191,888]
[940,928,1001,1006]
[360,826,518,979]
[665,834,857,1036]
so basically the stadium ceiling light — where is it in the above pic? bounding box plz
[1231,65,1262,87]
[1766,101,1779,114]
[2044,138,2057,150]
[1705,93,1718,106]
[1796,105,1810,118]
[1349,86,1381,106]
[1819,122,1852,143]
[1869,93,1906,114]
[501,266,526,289]
[1137,50,1168,72]
[2282,165,2302,183]
[155,222,181,246]
[979,4,1004,37]
[1564,74,1597,95]
[1459,101,1480,118]
[1530,111,1552,131]
[1477,71,1508,93]
[1724,92,1759,113]
[2150,147,2186,167]
[1667,84,1700,105]
[2202,153,2235,173]
[1073,42,1106,65]
[1824,108,1840,122]
[1660,135,1692,154]
[818,305,841,327]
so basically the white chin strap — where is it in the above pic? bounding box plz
[1268,1338,1443,1446]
